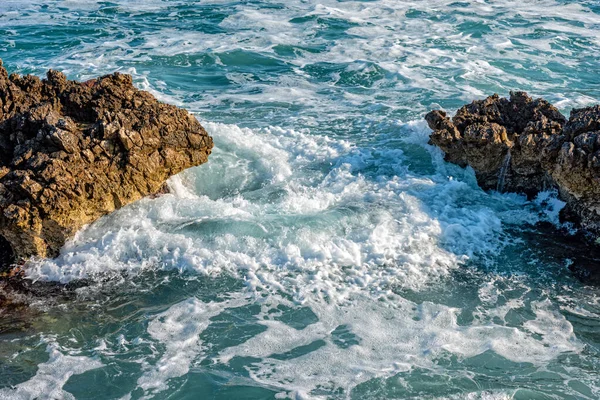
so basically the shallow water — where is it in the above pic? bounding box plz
[1,1,600,399]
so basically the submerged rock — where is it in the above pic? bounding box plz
[0,60,213,264]
[426,92,600,240]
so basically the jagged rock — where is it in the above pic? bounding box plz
[0,60,213,264]
[426,92,600,239]
[553,106,600,235]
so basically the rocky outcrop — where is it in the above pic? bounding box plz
[0,61,213,265]
[426,92,600,238]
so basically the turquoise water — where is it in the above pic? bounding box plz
[1,1,600,399]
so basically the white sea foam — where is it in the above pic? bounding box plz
[24,120,517,302]
[202,291,579,398]
[136,295,247,397]
[23,119,566,299]
[533,190,567,227]
[0,341,102,400]
[3,0,598,114]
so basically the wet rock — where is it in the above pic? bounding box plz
[0,60,213,263]
[426,92,600,239]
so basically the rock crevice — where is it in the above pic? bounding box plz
[426,92,600,238]
[0,61,213,263]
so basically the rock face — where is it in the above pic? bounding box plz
[426,92,600,238]
[0,61,213,263]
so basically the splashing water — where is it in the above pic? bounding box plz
[496,150,512,193]
[1,1,600,399]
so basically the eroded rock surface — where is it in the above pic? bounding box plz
[426,92,600,238]
[0,61,213,262]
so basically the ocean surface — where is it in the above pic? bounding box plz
[1,1,600,399]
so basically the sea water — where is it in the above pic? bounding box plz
[0,1,599,399]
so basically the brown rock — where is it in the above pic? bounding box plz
[426,92,600,239]
[0,60,213,265]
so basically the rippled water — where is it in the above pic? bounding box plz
[1,1,600,399]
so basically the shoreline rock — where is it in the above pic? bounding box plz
[0,61,213,267]
[426,92,600,240]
